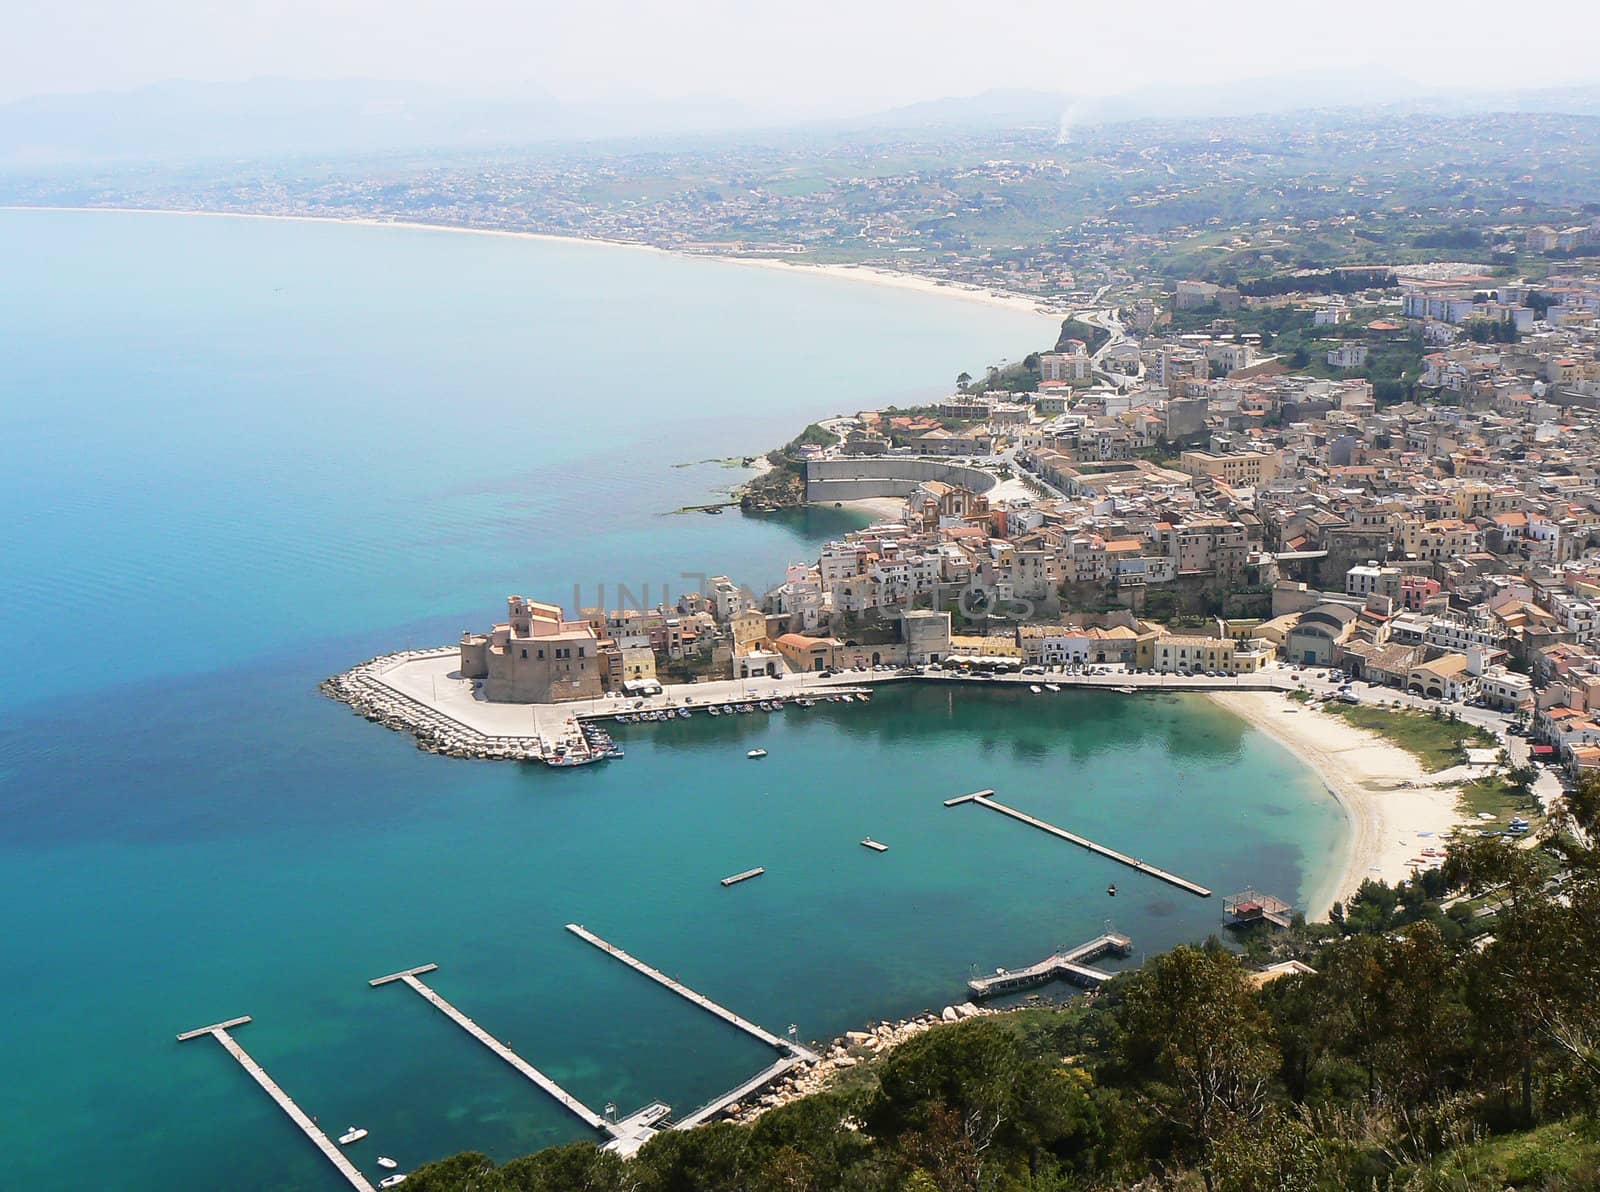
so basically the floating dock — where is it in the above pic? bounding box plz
[566,924,817,1129]
[967,933,1135,999]
[670,1056,804,1130]
[860,837,888,852]
[369,964,609,1132]
[956,792,1212,898]
[565,924,818,1063]
[176,1017,377,1192]
[720,867,765,887]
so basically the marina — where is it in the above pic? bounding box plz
[966,933,1135,999]
[176,1017,377,1192]
[952,791,1213,897]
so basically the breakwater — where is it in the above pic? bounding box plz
[320,650,548,761]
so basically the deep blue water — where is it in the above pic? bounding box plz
[0,209,1344,1191]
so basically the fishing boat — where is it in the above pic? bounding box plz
[338,1127,368,1146]
[548,752,600,767]
[677,707,691,718]
[722,704,734,714]
[747,748,768,759]
[708,706,721,716]
[758,700,772,712]
[1030,685,1043,693]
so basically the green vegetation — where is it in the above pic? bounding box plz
[1320,703,1496,771]
[1055,318,1109,355]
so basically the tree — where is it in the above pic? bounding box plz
[1115,946,1279,1186]
[956,371,972,392]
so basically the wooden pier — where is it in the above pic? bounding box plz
[369,964,609,1131]
[565,924,818,1063]
[967,933,1134,999]
[956,792,1212,898]
[721,867,765,887]
[176,1016,376,1192]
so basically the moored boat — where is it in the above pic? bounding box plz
[747,748,768,759]
[338,1127,368,1145]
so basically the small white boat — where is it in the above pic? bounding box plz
[1030,685,1043,693]
[378,1157,399,1170]
[1045,683,1061,692]
[747,748,768,759]
[379,1175,407,1188]
[338,1127,368,1146]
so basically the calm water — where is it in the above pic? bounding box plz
[0,209,1345,1191]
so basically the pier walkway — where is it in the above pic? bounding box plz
[670,1056,805,1130]
[956,792,1212,898]
[369,964,609,1132]
[176,1017,376,1192]
[967,933,1134,999]
[565,925,819,1063]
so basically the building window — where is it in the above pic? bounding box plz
[521,649,528,659]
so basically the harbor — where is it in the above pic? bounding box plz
[323,647,1303,768]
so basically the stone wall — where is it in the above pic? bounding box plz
[804,457,997,503]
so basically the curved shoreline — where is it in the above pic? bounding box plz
[1207,690,1470,919]
[0,204,1065,323]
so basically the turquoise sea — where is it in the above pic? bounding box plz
[0,209,1345,1191]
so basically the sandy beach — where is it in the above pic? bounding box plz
[1,205,1064,322]
[1209,690,1469,918]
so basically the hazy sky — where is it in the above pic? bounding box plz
[8,0,1600,109]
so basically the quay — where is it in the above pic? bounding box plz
[330,645,1331,769]
[721,867,765,887]
[967,933,1134,999]
[956,791,1212,898]
[566,924,818,1063]
[369,963,609,1132]
[176,1016,377,1192]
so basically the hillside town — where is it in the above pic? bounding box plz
[464,264,1600,776]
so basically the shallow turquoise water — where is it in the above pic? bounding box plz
[0,210,1345,1191]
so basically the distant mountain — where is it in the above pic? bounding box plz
[4,75,1598,170]
[0,79,799,168]
[859,75,1600,135]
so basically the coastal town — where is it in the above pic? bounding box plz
[323,260,1600,929]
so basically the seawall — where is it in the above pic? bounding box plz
[804,457,998,503]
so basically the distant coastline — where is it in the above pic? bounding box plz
[0,204,1065,323]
